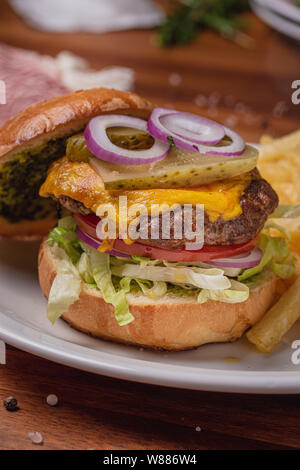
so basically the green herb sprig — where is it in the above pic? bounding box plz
[158,0,250,47]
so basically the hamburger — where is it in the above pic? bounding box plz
[0,88,296,350]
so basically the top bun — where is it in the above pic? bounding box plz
[0,89,153,239]
[0,88,153,164]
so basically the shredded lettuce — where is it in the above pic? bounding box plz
[136,279,167,300]
[46,245,81,324]
[110,262,231,290]
[238,227,296,282]
[131,255,152,264]
[48,216,82,265]
[270,204,300,219]
[77,252,95,285]
[81,243,134,326]
[47,273,81,324]
[197,280,249,304]
[264,220,291,241]
[46,216,297,325]
[161,259,242,278]
[57,216,77,231]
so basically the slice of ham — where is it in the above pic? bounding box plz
[0,43,70,127]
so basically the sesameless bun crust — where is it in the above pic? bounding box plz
[38,240,279,351]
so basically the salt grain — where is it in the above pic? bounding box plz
[168,73,182,87]
[224,115,238,128]
[46,394,58,407]
[28,432,43,445]
[194,95,207,107]
[208,92,220,106]
[272,101,289,118]
[235,102,247,114]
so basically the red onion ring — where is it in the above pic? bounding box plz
[147,108,202,153]
[147,108,245,156]
[84,115,170,165]
[160,111,225,145]
[203,127,245,156]
[76,227,131,258]
[209,247,262,269]
[96,219,105,241]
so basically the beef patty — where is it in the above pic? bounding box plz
[56,170,278,247]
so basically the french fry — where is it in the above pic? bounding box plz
[247,276,300,353]
[259,130,300,251]
[258,131,300,206]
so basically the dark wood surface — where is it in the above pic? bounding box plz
[0,0,300,450]
[1,345,300,451]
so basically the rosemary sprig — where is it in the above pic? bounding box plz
[158,0,250,47]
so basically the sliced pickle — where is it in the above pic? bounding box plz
[90,144,258,190]
[66,128,154,163]
[66,129,258,189]
[66,133,91,162]
[108,127,154,150]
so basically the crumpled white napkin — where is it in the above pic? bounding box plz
[50,51,135,91]
[9,0,164,33]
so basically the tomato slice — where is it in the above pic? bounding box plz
[110,238,257,262]
[73,213,257,263]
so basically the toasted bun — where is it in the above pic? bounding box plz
[38,240,280,351]
[0,88,153,239]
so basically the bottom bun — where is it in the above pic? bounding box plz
[38,241,279,351]
[0,216,57,240]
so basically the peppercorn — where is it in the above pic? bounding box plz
[3,396,18,411]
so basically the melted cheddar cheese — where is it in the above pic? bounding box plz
[40,156,251,231]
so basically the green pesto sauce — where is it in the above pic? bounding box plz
[0,138,67,223]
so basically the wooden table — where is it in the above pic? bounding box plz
[0,0,300,450]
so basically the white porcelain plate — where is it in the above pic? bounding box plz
[0,239,300,394]
[251,0,300,41]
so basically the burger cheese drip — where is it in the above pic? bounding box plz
[40,156,251,239]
